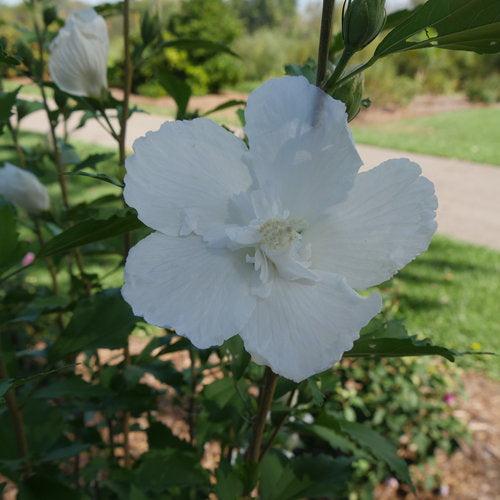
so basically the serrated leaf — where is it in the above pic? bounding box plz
[73,152,115,171]
[375,0,500,57]
[344,319,457,361]
[66,171,124,188]
[49,288,137,360]
[134,449,208,492]
[39,210,144,257]
[202,99,246,117]
[339,420,413,488]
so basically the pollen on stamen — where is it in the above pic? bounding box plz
[259,218,300,251]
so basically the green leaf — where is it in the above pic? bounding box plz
[158,69,192,119]
[0,378,14,400]
[15,99,44,121]
[94,1,124,17]
[203,378,238,409]
[134,449,208,493]
[344,319,457,361]
[50,289,137,360]
[374,0,500,57]
[65,171,124,188]
[292,455,352,498]
[147,422,192,451]
[215,462,245,500]
[39,210,144,257]
[160,38,239,58]
[202,99,246,117]
[74,152,115,171]
[222,335,250,379]
[0,87,20,123]
[338,420,413,488]
[0,200,21,273]
[18,474,82,500]
[259,452,312,500]
[34,376,107,400]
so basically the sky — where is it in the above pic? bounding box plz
[1,0,413,11]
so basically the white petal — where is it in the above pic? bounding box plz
[124,118,252,237]
[240,273,381,382]
[49,9,109,98]
[122,232,256,348]
[0,163,50,214]
[306,159,438,289]
[244,76,362,221]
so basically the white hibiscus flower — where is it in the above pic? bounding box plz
[49,8,109,98]
[0,163,50,214]
[122,76,437,382]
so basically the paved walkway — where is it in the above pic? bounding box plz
[18,109,500,250]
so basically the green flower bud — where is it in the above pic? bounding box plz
[43,6,58,27]
[331,72,364,121]
[342,0,386,52]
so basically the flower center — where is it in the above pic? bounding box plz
[259,218,299,251]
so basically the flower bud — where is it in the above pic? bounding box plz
[0,163,50,214]
[331,72,364,121]
[342,0,386,52]
[49,9,109,98]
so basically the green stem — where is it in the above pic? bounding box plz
[323,47,354,93]
[316,0,336,86]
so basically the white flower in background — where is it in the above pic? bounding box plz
[122,76,437,382]
[0,163,50,214]
[49,8,109,98]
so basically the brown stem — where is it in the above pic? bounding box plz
[187,349,197,444]
[119,0,132,169]
[259,388,297,460]
[33,218,65,331]
[7,120,26,167]
[122,342,131,468]
[0,352,31,475]
[316,0,336,86]
[246,367,279,464]
[32,12,91,295]
[119,0,133,468]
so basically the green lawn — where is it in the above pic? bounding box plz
[353,108,500,166]
[383,236,500,379]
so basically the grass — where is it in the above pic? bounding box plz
[353,108,500,166]
[384,236,500,379]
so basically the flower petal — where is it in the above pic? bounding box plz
[49,9,109,98]
[244,76,362,221]
[122,232,256,348]
[240,273,381,382]
[124,118,252,237]
[305,159,437,289]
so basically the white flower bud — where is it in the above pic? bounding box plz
[49,8,109,98]
[0,163,50,214]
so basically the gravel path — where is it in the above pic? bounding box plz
[19,109,500,251]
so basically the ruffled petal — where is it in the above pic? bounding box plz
[305,159,438,289]
[244,76,362,221]
[124,118,252,237]
[240,273,381,382]
[122,232,256,348]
